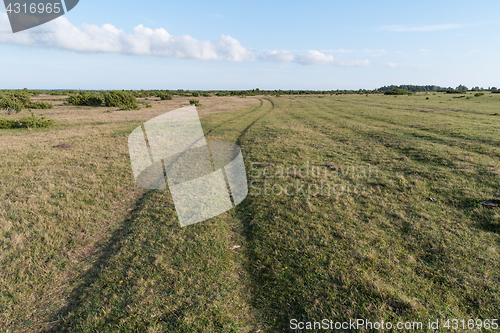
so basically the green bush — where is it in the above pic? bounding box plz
[159,93,173,100]
[0,113,53,129]
[384,88,412,95]
[145,102,152,108]
[27,101,53,109]
[191,92,199,97]
[0,118,13,128]
[68,91,104,106]
[104,91,139,110]
[0,98,23,113]
[11,90,31,106]
[474,92,485,97]
[0,89,33,112]
[201,92,211,97]
[189,99,201,107]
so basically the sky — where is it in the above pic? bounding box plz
[0,0,499,90]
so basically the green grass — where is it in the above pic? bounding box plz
[1,93,499,332]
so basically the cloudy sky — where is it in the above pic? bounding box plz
[1,0,499,90]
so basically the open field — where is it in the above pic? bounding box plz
[1,92,500,332]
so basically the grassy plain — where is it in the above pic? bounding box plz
[0,92,499,332]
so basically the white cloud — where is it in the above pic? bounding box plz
[385,62,398,68]
[0,13,253,61]
[258,50,295,62]
[378,24,464,32]
[214,34,255,61]
[0,13,374,68]
[296,50,334,65]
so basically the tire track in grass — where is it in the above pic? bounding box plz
[232,98,394,331]
[203,98,276,332]
[45,100,273,332]
[232,98,344,331]
[236,98,275,146]
[233,97,500,330]
[203,98,263,137]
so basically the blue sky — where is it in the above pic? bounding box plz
[1,0,499,90]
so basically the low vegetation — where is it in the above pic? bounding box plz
[0,89,53,112]
[0,91,499,332]
[158,92,173,100]
[0,98,22,113]
[0,113,53,129]
[68,91,104,106]
[384,88,413,95]
[104,90,140,110]
[188,99,201,107]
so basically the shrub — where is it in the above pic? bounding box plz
[159,93,173,100]
[189,99,201,107]
[0,98,23,113]
[0,90,32,113]
[216,92,230,97]
[11,90,31,106]
[201,92,211,97]
[18,113,54,128]
[104,91,139,110]
[384,88,412,95]
[145,102,152,108]
[68,91,104,106]
[28,101,54,109]
[191,92,199,97]
[474,92,485,97]
[0,113,53,129]
[426,97,429,100]
[445,89,464,94]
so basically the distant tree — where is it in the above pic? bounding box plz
[384,88,412,95]
[455,84,468,91]
[377,84,444,92]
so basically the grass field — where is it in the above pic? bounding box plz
[1,92,499,332]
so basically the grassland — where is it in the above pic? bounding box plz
[0,92,499,332]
